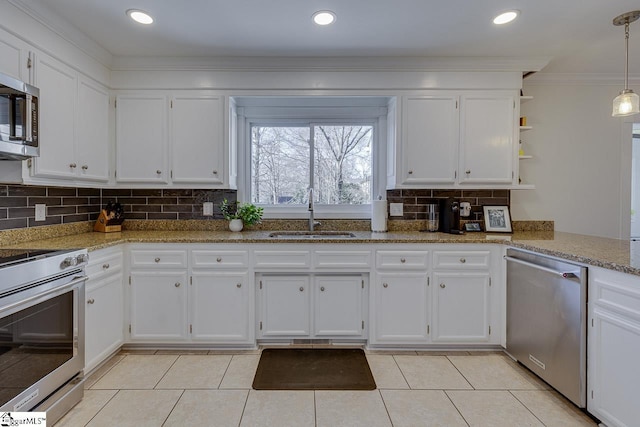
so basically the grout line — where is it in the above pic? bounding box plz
[152,354,180,389]
[217,354,235,389]
[389,355,411,389]
[377,388,395,426]
[445,355,475,390]
[313,390,317,427]
[443,390,471,427]
[509,390,548,426]
[238,388,251,427]
[85,353,127,389]
[161,389,186,427]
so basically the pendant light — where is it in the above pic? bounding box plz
[612,11,640,117]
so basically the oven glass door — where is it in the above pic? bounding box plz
[0,289,75,406]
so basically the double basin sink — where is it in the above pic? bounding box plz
[268,231,357,239]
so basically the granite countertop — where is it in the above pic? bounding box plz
[3,228,639,276]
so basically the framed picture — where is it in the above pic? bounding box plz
[464,222,482,232]
[483,206,512,233]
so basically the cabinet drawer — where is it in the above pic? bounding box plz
[254,251,311,269]
[592,270,640,321]
[191,250,249,269]
[314,251,371,269]
[376,251,429,270]
[86,250,123,280]
[130,250,187,268]
[433,250,490,269]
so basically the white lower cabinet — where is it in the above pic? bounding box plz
[85,247,124,372]
[431,272,490,343]
[372,272,429,344]
[588,267,640,427]
[258,274,366,339]
[190,271,252,343]
[130,270,189,341]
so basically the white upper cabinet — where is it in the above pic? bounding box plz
[0,28,30,81]
[115,91,235,188]
[389,90,519,189]
[171,94,224,184]
[401,95,458,185]
[31,53,77,179]
[76,77,109,181]
[115,93,169,183]
[459,93,515,184]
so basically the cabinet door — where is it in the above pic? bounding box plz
[171,95,224,184]
[31,53,77,179]
[432,272,490,342]
[401,95,458,184]
[459,94,515,184]
[314,275,364,337]
[373,272,429,344]
[130,270,188,340]
[85,274,123,372]
[115,94,168,183]
[77,77,109,181]
[191,271,252,343]
[589,307,640,426]
[0,28,30,81]
[259,275,310,337]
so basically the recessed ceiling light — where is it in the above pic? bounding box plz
[493,10,519,25]
[126,9,154,25]
[313,10,336,26]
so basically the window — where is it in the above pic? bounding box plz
[250,123,374,213]
[235,96,391,218]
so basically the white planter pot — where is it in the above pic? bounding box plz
[229,219,244,232]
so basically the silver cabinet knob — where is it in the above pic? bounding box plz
[320,286,325,292]
[175,282,181,287]
[383,283,388,288]
[459,258,466,263]
[69,163,77,168]
[155,257,161,263]
[82,165,88,170]
[236,283,242,288]
[103,263,110,269]
[299,287,304,292]
[216,257,222,262]
[440,283,446,288]
[156,170,162,174]
[465,170,471,174]
[87,298,95,304]
[408,170,413,175]
[400,258,406,263]
[212,170,218,174]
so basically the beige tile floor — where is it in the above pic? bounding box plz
[55,350,597,427]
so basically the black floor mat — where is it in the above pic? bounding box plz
[252,348,376,390]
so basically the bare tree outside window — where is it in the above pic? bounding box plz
[251,124,372,206]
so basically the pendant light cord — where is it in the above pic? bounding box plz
[625,22,630,91]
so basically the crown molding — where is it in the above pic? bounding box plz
[111,55,551,73]
[525,72,640,85]
[7,0,113,68]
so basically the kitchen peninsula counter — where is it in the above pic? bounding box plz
[2,227,639,276]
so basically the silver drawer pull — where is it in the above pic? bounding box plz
[299,287,304,292]
[82,165,88,170]
[103,263,110,269]
[156,170,162,174]
[440,283,446,288]
[466,170,471,174]
[237,283,242,288]
[320,286,325,292]
[87,298,95,304]
[175,282,181,287]
[216,257,222,262]
[155,258,160,263]
[69,163,77,168]
[212,170,218,174]
[459,258,466,263]
[408,170,413,175]
[383,283,388,288]
[400,258,406,263]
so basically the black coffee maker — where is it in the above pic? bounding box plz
[439,198,463,234]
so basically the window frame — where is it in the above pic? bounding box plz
[237,106,386,219]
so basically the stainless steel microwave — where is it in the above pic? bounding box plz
[0,71,39,160]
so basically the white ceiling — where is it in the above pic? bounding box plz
[21,0,640,75]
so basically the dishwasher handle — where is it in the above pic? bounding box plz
[504,255,579,279]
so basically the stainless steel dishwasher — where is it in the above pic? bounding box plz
[505,248,587,408]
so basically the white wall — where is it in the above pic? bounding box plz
[512,81,638,239]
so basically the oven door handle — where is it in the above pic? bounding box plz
[0,275,87,315]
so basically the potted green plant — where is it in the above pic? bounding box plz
[219,199,263,232]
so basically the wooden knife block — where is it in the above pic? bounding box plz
[94,209,123,233]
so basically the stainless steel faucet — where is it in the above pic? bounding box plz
[308,188,321,231]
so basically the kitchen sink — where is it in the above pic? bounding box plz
[268,231,357,239]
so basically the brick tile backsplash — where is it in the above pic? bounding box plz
[386,189,510,221]
[0,184,508,231]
